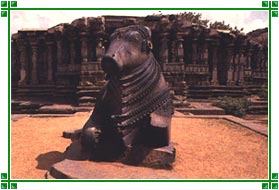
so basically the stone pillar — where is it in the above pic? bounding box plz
[96,37,105,63]
[70,40,76,65]
[80,32,88,62]
[210,41,219,85]
[233,53,239,83]
[247,48,252,70]
[177,41,184,62]
[57,40,62,66]
[18,41,27,85]
[238,52,245,85]
[176,36,184,63]
[12,40,22,85]
[201,43,209,65]
[260,49,266,74]
[258,52,263,73]
[46,42,54,84]
[226,45,234,85]
[191,38,198,65]
[30,42,39,85]
[171,40,176,62]
[263,51,268,72]
[11,40,16,72]
[159,33,169,71]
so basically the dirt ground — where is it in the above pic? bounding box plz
[11,112,268,179]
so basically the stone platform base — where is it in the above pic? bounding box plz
[62,128,176,168]
[47,127,176,179]
[46,157,179,179]
[47,141,176,179]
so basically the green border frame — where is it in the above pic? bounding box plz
[0,1,278,189]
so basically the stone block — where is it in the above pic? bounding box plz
[63,140,175,169]
[38,104,76,114]
[121,144,176,169]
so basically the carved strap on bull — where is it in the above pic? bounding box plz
[111,54,171,127]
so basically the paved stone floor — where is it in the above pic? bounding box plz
[11,112,267,179]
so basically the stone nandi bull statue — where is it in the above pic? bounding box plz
[81,25,174,163]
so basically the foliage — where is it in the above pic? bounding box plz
[212,96,251,117]
[175,12,244,34]
[209,21,244,34]
[177,12,210,26]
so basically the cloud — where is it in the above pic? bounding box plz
[200,10,268,33]
[11,10,268,34]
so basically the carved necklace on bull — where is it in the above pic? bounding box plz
[103,25,172,128]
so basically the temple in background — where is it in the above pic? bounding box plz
[11,14,268,106]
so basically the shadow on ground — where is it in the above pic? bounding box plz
[36,151,65,170]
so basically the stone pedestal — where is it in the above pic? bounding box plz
[47,140,175,179]
[47,146,178,179]
[48,128,176,179]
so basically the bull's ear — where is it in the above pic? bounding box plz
[147,40,153,50]
[142,40,153,52]
[144,26,152,38]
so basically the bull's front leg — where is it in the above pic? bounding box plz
[80,117,102,154]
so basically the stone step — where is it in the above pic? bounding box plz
[250,101,268,106]
[247,105,268,114]
[78,96,95,102]
[187,85,250,99]
[189,85,246,90]
[76,90,100,96]
[78,102,95,107]
[11,100,46,114]
[77,85,102,90]
[16,87,55,97]
[188,92,245,99]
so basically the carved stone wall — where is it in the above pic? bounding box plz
[11,15,268,103]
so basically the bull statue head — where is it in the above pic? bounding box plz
[101,25,153,76]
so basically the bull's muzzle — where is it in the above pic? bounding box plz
[101,55,122,76]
